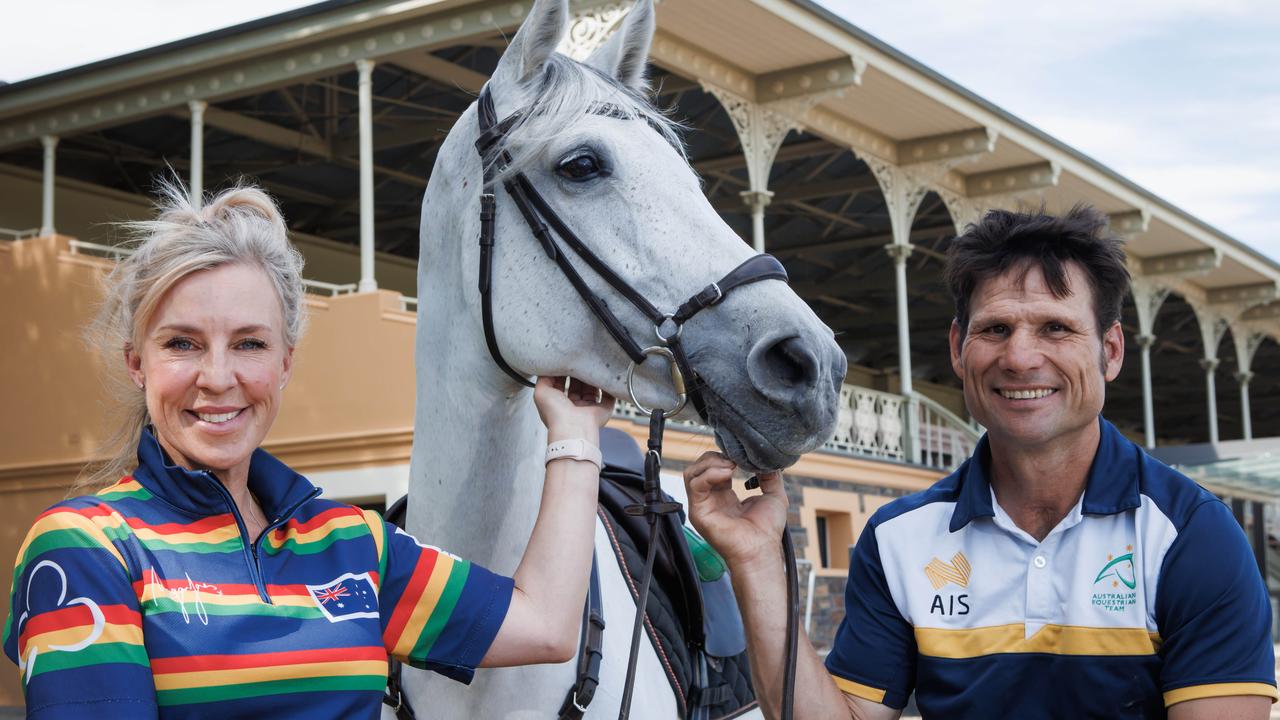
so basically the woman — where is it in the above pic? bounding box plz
[4,184,611,719]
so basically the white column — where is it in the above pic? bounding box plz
[40,135,58,237]
[866,160,928,464]
[886,243,914,397]
[188,100,207,208]
[1236,371,1254,441]
[1192,307,1228,445]
[741,190,773,253]
[356,59,377,293]
[1230,328,1263,441]
[1137,334,1157,449]
[1201,357,1220,444]
[1131,280,1169,449]
[887,242,918,463]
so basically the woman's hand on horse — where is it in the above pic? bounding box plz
[533,375,616,441]
[683,451,787,573]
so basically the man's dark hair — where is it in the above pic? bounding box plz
[946,204,1130,338]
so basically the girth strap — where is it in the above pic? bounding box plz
[559,556,606,720]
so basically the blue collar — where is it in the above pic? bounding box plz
[948,417,1142,532]
[131,429,320,520]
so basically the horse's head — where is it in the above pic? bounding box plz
[422,0,846,472]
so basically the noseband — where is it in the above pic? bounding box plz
[473,84,788,419]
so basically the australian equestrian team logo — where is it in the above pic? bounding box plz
[1091,546,1137,612]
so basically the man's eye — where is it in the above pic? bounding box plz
[986,324,1008,335]
[556,153,603,181]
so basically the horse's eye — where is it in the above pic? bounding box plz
[556,153,603,181]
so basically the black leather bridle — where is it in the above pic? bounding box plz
[474,85,788,421]
[472,83,798,720]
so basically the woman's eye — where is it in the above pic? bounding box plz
[236,338,267,351]
[556,153,603,181]
[165,337,197,352]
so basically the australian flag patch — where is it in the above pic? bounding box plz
[306,572,379,622]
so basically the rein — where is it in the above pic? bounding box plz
[472,83,798,720]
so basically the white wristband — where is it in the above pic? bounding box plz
[545,438,602,470]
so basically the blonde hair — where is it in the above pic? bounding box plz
[79,180,306,490]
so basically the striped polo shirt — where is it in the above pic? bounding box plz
[826,418,1277,718]
[4,431,512,719]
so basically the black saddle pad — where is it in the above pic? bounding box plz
[598,428,757,719]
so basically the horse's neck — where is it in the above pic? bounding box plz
[408,193,546,574]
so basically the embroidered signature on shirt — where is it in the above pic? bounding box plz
[141,568,222,625]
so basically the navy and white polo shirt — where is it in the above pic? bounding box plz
[826,418,1277,718]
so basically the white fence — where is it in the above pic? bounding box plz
[613,383,981,473]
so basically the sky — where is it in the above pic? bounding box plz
[3,0,1277,260]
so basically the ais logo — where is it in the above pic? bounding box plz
[925,552,971,616]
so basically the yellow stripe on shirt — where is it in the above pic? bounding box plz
[915,623,1159,659]
[1164,682,1279,706]
[830,673,887,703]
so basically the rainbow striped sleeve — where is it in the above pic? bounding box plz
[363,511,513,684]
[3,500,158,716]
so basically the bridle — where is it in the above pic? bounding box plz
[474,85,788,421]
[473,83,799,720]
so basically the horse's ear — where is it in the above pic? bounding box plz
[491,0,570,87]
[584,0,656,92]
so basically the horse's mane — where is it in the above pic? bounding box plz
[491,52,686,178]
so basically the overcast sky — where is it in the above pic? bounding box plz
[4,0,1276,260]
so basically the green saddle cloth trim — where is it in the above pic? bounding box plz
[683,526,727,582]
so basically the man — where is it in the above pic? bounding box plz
[685,206,1277,719]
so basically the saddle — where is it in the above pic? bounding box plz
[597,428,757,719]
[383,429,757,720]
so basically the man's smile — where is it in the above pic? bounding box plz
[995,387,1058,400]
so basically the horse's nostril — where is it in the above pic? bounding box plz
[761,336,819,389]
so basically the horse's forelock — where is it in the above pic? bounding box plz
[487,53,685,181]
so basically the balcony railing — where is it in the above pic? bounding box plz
[301,279,357,296]
[0,227,39,241]
[68,239,133,261]
[614,384,981,473]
